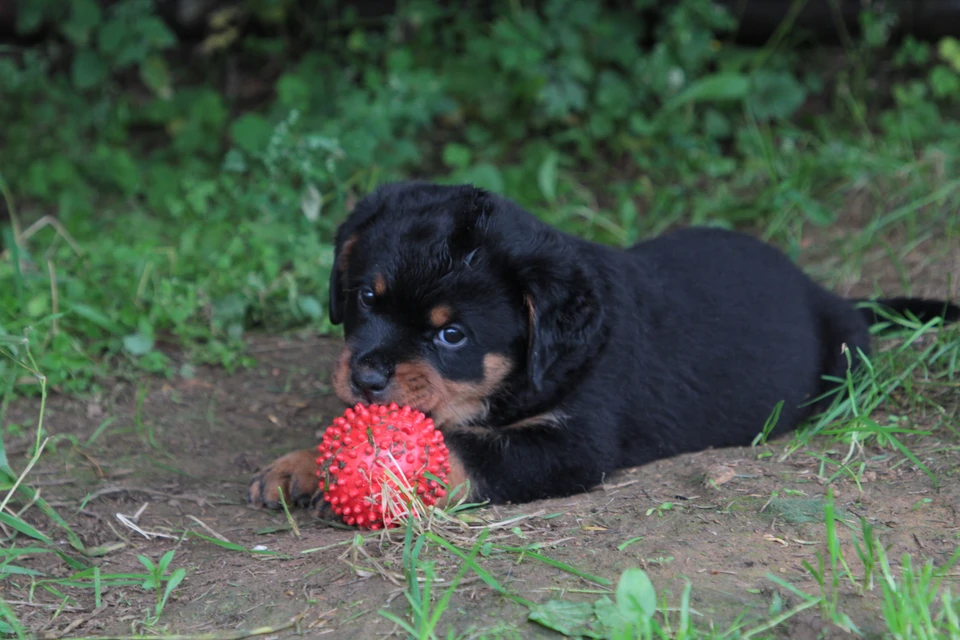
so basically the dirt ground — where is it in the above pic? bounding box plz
[5,230,960,639]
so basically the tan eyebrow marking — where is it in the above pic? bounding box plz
[430,305,453,328]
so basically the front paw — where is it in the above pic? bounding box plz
[247,449,320,510]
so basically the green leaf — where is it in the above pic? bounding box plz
[442,143,472,170]
[72,304,123,334]
[746,71,807,121]
[212,294,247,325]
[528,600,599,637]
[537,151,559,203]
[159,567,186,613]
[594,595,626,631]
[940,37,960,72]
[0,597,27,640]
[137,555,157,576]
[540,78,588,118]
[230,114,273,155]
[596,70,633,116]
[276,73,311,109]
[298,296,323,320]
[0,512,54,545]
[454,163,504,194]
[778,188,835,226]
[140,17,176,49]
[140,55,172,99]
[26,295,48,319]
[703,109,732,138]
[98,19,126,56]
[615,568,657,623]
[63,0,102,45]
[157,550,176,573]
[662,73,750,111]
[16,0,51,34]
[122,333,155,356]
[0,565,45,577]
[929,65,960,99]
[72,50,109,90]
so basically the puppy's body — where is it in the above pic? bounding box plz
[249,183,959,510]
[447,227,863,502]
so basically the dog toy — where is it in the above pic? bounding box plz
[316,403,450,530]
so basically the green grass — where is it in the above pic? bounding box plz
[785,311,960,477]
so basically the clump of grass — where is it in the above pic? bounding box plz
[784,308,959,480]
[878,545,960,638]
[377,520,489,640]
[765,488,960,638]
[0,336,195,634]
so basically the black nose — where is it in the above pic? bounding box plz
[351,364,392,400]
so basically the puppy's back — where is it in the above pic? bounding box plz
[612,228,866,460]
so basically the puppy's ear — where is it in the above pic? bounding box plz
[327,231,354,325]
[521,254,605,392]
[327,185,399,324]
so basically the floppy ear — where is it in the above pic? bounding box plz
[521,259,605,392]
[327,186,398,324]
[327,232,355,325]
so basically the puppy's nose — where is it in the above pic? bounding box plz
[351,365,392,401]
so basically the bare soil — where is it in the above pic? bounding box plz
[5,232,960,640]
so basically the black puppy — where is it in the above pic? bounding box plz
[248,182,959,509]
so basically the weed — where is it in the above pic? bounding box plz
[752,401,784,447]
[378,521,484,640]
[646,502,677,518]
[136,549,187,627]
[877,545,960,638]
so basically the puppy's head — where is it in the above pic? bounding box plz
[327,182,605,430]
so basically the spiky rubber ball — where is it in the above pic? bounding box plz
[316,403,450,530]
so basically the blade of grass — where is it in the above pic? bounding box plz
[491,544,611,585]
[425,532,534,608]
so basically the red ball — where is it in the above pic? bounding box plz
[316,403,451,530]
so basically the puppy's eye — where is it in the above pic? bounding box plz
[435,325,466,348]
[358,286,376,309]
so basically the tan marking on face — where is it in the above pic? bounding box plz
[331,347,358,405]
[391,353,513,430]
[338,235,358,272]
[373,274,387,296]
[429,305,453,329]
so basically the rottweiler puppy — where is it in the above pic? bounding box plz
[248,181,959,511]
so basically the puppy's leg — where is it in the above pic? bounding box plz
[443,420,601,505]
[248,449,319,510]
[436,449,476,509]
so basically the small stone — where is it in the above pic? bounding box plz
[703,464,736,488]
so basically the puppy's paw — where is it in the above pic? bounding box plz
[308,490,339,522]
[248,449,319,510]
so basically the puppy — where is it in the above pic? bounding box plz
[248,182,959,511]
